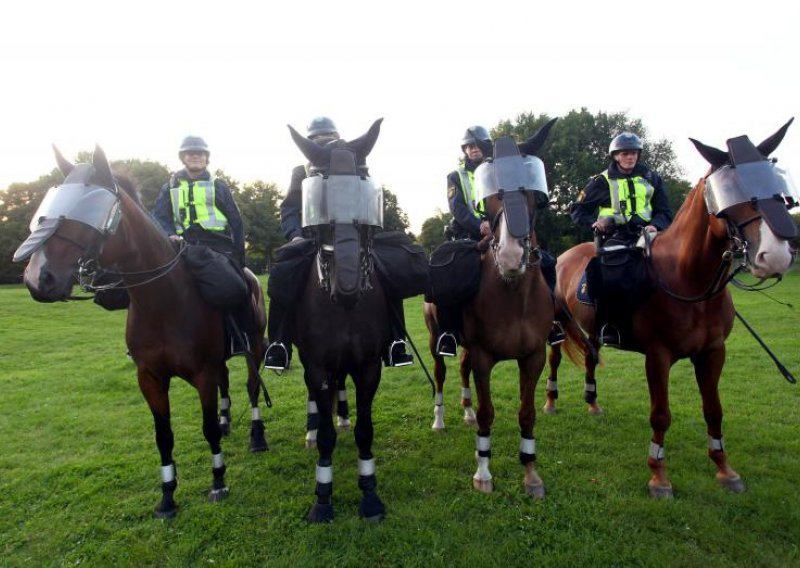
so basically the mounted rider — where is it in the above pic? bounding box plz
[569,131,673,346]
[263,117,420,370]
[431,126,563,357]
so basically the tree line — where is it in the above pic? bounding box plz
[2,108,797,283]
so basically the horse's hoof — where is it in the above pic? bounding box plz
[473,478,493,493]
[307,503,334,523]
[249,439,268,453]
[249,422,268,452]
[305,435,317,449]
[359,493,386,522]
[337,418,351,432]
[542,404,557,415]
[432,419,445,431]
[220,425,230,437]
[648,482,674,499]
[587,405,604,416]
[717,474,745,493]
[525,482,546,499]
[463,408,477,425]
[208,486,229,502]
[153,504,177,519]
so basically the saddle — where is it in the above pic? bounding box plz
[583,233,653,317]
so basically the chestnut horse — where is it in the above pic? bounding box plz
[288,119,390,522]
[15,147,268,517]
[547,120,797,497]
[454,119,558,498]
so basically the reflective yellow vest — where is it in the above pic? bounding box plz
[597,170,654,224]
[169,177,228,234]
[456,164,484,219]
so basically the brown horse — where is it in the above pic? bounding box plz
[287,119,390,522]
[547,120,797,497]
[453,119,558,498]
[15,147,268,517]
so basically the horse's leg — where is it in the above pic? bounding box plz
[429,320,448,430]
[692,347,744,493]
[336,374,351,431]
[584,337,603,416]
[139,370,178,518]
[306,368,337,523]
[198,368,229,502]
[519,351,546,498]
[245,355,268,453]
[460,349,477,425]
[645,351,674,498]
[352,359,386,522]
[543,343,561,414]
[471,349,495,493]
[303,366,319,449]
[218,365,231,436]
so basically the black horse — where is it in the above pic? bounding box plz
[287,119,390,522]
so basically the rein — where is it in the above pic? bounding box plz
[78,241,188,292]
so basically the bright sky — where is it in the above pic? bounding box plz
[2,1,798,233]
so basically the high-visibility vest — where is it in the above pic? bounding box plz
[169,177,228,233]
[456,164,484,218]
[597,170,655,224]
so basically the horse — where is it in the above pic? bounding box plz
[452,119,558,498]
[546,120,797,497]
[14,146,269,517]
[287,119,390,522]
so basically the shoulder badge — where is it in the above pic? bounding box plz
[447,185,456,200]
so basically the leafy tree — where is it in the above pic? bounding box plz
[233,180,284,272]
[418,210,452,254]
[111,159,170,210]
[382,187,410,234]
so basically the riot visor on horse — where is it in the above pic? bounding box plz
[15,146,269,517]
[547,119,797,497]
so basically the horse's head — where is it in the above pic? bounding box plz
[289,118,384,308]
[690,118,798,279]
[14,146,121,302]
[476,118,557,281]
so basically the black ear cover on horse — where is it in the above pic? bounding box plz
[53,145,74,177]
[518,118,558,156]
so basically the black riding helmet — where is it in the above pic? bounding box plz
[179,136,210,159]
[608,132,643,157]
[307,117,340,142]
[461,125,493,158]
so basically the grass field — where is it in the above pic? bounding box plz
[1,270,798,566]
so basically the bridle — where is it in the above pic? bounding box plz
[488,198,540,273]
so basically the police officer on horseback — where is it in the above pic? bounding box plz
[569,132,673,346]
[263,117,415,370]
[152,135,245,265]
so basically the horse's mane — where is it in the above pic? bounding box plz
[111,172,143,207]
[659,176,707,238]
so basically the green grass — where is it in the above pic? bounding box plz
[1,270,799,566]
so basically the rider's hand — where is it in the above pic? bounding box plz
[479,220,492,237]
[644,225,658,234]
[291,236,303,242]
[168,234,182,243]
[591,218,612,233]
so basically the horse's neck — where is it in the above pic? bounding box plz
[653,181,729,283]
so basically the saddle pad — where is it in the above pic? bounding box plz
[576,271,593,306]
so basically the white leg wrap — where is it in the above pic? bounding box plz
[358,458,376,476]
[212,452,224,469]
[307,400,318,414]
[306,429,318,443]
[338,389,347,402]
[220,397,230,410]
[219,415,228,426]
[316,464,333,484]
[251,407,261,421]
[474,456,492,481]
[462,387,472,401]
[435,392,444,406]
[709,437,724,452]
[520,437,536,455]
[547,379,557,391]
[476,435,491,452]
[649,442,665,461]
[161,463,175,483]
[584,383,596,392]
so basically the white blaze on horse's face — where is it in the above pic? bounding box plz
[749,220,794,278]
[494,211,527,280]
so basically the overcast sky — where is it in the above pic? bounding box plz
[2,0,798,232]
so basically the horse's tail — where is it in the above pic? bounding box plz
[555,304,599,371]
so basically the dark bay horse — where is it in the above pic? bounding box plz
[547,120,797,497]
[288,119,390,522]
[15,147,268,517]
[456,119,558,498]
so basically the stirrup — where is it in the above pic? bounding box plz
[436,333,458,357]
[548,320,566,346]
[263,342,289,370]
[599,324,621,348]
[388,340,414,367]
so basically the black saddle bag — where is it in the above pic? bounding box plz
[184,244,249,309]
[427,239,482,307]
[372,231,429,299]
[267,238,316,305]
[586,237,651,307]
[92,270,130,311]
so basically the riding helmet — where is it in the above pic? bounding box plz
[306,117,340,141]
[179,135,210,158]
[608,132,643,155]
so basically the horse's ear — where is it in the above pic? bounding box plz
[757,117,794,158]
[288,124,328,166]
[689,138,729,169]
[92,145,116,188]
[518,117,558,156]
[52,144,74,177]
[347,118,383,164]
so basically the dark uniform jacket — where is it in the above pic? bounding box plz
[152,168,245,262]
[447,158,484,240]
[570,161,672,231]
[280,164,307,241]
